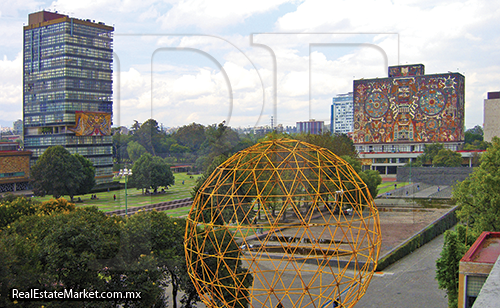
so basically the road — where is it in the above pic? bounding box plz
[354,232,448,308]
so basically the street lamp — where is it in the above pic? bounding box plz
[118,168,133,215]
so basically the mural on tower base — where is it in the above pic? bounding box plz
[353,65,465,144]
[69,111,112,136]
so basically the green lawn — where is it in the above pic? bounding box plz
[34,172,201,215]
[34,175,413,218]
[377,181,411,195]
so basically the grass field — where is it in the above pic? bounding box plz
[33,174,410,218]
[34,172,201,216]
[377,181,411,195]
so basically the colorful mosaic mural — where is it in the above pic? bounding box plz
[69,111,111,136]
[353,67,464,145]
[388,64,424,78]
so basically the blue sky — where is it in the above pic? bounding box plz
[1,0,499,129]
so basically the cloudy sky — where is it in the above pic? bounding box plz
[1,0,499,130]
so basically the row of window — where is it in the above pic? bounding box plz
[26,21,113,37]
[67,146,113,156]
[25,34,111,51]
[24,113,74,125]
[24,44,113,63]
[86,156,113,167]
[25,65,112,81]
[25,135,112,147]
[25,89,112,103]
[24,101,112,114]
[25,79,112,93]
[357,143,460,153]
[24,55,112,72]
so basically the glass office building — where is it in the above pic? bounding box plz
[23,11,114,184]
[331,92,354,134]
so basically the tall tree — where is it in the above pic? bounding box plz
[436,225,475,308]
[73,153,96,195]
[418,143,444,165]
[436,137,500,307]
[112,131,132,162]
[127,140,148,162]
[132,119,166,156]
[454,137,500,233]
[174,123,206,152]
[31,146,95,200]
[130,153,175,192]
[433,149,462,167]
[294,132,358,158]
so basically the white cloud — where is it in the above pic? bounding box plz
[0,54,23,121]
[2,0,500,129]
[157,0,291,31]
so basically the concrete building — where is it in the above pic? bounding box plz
[483,91,500,143]
[13,120,23,136]
[0,142,32,193]
[331,92,353,134]
[459,232,500,308]
[23,11,114,185]
[353,64,465,173]
[296,120,324,135]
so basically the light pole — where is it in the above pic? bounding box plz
[118,168,132,215]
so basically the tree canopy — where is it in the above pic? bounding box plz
[130,153,175,192]
[127,140,148,162]
[0,197,201,308]
[31,146,95,200]
[433,149,462,167]
[436,137,500,306]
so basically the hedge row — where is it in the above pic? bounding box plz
[376,206,458,271]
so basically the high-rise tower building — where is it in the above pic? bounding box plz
[296,120,324,135]
[484,91,500,143]
[331,92,353,134]
[23,11,114,185]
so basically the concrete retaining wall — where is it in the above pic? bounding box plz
[376,206,458,271]
[397,167,473,185]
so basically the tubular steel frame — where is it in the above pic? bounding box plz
[185,139,382,308]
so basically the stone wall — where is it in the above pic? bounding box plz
[397,167,473,186]
[0,152,31,183]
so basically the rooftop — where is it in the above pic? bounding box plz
[462,232,500,264]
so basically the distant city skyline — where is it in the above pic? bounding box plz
[1,1,499,129]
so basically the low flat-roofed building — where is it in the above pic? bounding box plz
[0,142,32,193]
[459,232,500,308]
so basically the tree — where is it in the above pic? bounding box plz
[132,119,166,156]
[433,149,462,167]
[295,132,358,158]
[465,125,483,145]
[340,155,382,199]
[31,146,95,200]
[174,123,206,152]
[436,137,500,307]
[418,143,444,165]
[199,122,240,171]
[127,140,148,162]
[192,154,228,199]
[359,170,383,198]
[454,137,500,234]
[436,225,476,308]
[73,153,96,195]
[130,153,175,192]
[112,131,132,162]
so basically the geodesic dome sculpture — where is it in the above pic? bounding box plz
[185,139,381,308]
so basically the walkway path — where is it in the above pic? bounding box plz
[354,231,448,307]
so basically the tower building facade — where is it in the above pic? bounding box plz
[23,11,114,184]
[353,64,465,173]
[331,92,354,134]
